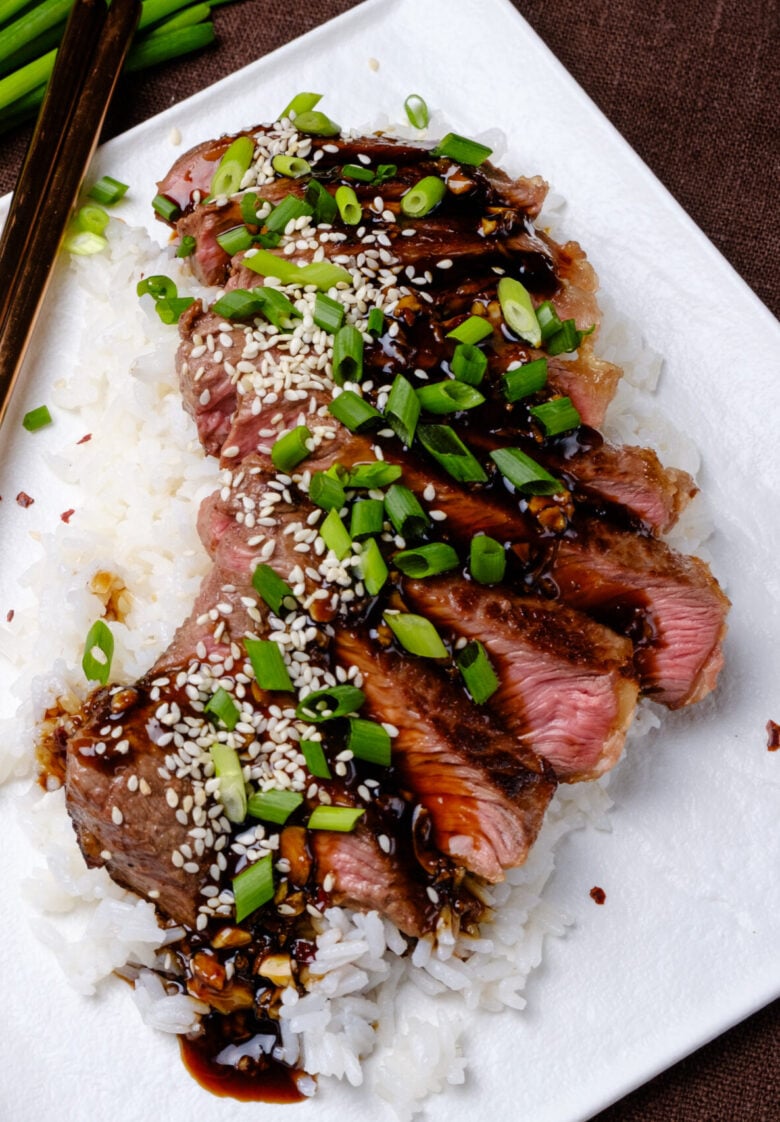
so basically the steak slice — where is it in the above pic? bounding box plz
[335,629,556,882]
[551,520,730,708]
[310,825,439,938]
[403,577,638,782]
[64,675,221,929]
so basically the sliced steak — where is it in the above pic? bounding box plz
[550,520,730,708]
[310,825,439,938]
[335,629,556,882]
[64,676,219,928]
[403,577,638,782]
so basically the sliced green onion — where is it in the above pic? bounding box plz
[62,230,107,255]
[271,425,312,472]
[373,163,397,184]
[75,204,109,235]
[301,738,331,778]
[498,277,541,347]
[305,179,338,224]
[310,470,346,511]
[211,289,264,320]
[490,447,565,496]
[457,640,500,704]
[400,175,446,218]
[313,292,344,334]
[447,315,493,345]
[252,563,296,614]
[87,175,128,206]
[244,637,294,692]
[320,508,352,559]
[501,357,548,402]
[152,193,180,221]
[404,93,430,129]
[335,185,361,225]
[255,230,282,249]
[416,380,485,414]
[536,300,563,342]
[82,619,113,684]
[367,307,385,336]
[347,719,391,766]
[136,274,177,300]
[272,154,311,178]
[296,685,365,723]
[204,686,240,730]
[293,110,341,137]
[383,611,448,658]
[346,462,402,489]
[332,324,364,384]
[349,498,384,540]
[529,396,582,436]
[256,287,300,329]
[280,91,322,119]
[247,788,303,825]
[431,132,492,166]
[394,542,459,578]
[451,342,487,385]
[233,853,274,922]
[176,234,196,258]
[22,405,52,432]
[328,390,381,433]
[470,534,506,584]
[417,424,487,483]
[359,536,389,595]
[266,194,314,234]
[126,23,216,73]
[242,246,338,286]
[546,319,593,356]
[209,135,255,198]
[215,224,254,255]
[155,297,194,324]
[385,374,420,446]
[307,806,364,832]
[210,744,248,823]
[298,261,353,289]
[240,191,261,225]
[385,483,429,539]
[342,163,374,183]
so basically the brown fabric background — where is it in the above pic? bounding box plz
[1,0,778,1117]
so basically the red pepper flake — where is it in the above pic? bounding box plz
[77,433,92,445]
[590,886,606,905]
[16,491,34,508]
[6,610,14,622]
[767,720,780,752]
[61,508,75,523]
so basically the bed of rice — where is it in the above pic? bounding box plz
[0,158,709,1117]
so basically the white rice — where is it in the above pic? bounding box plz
[0,142,705,1116]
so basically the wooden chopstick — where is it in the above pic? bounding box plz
[0,0,141,429]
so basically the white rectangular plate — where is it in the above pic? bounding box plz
[1,1,779,1119]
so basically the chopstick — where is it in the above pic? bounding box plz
[0,0,141,430]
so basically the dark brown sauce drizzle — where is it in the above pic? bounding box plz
[180,1033,306,1103]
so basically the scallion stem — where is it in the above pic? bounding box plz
[403,93,430,129]
[394,542,459,578]
[400,175,446,218]
[210,744,248,823]
[470,534,506,584]
[244,637,294,692]
[457,640,500,704]
[383,611,448,659]
[233,854,274,922]
[359,536,388,595]
[271,425,312,472]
